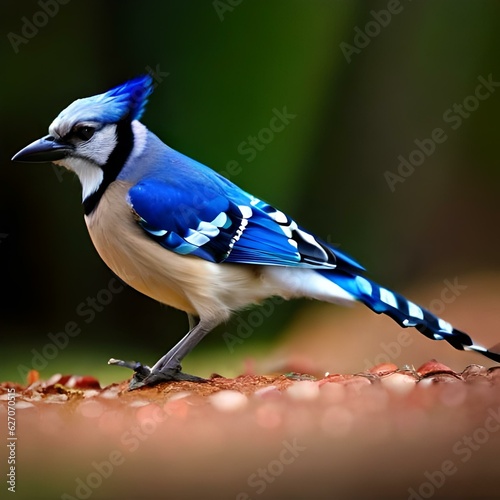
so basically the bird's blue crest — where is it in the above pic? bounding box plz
[54,75,154,126]
[99,75,154,121]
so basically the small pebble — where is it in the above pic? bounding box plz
[128,400,151,408]
[44,394,68,403]
[209,390,248,412]
[15,401,35,410]
[83,389,100,399]
[99,387,120,399]
[78,400,104,418]
[417,360,454,376]
[286,381,320,401]
[380,372,416,395]
[167,391,192,402]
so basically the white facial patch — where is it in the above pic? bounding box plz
[77,124,117,166]
[51,123,118,200]
[130,121,148,160]
[54,157,104,200]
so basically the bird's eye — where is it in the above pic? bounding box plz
[73,125,95,141]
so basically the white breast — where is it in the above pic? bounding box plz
[84,181,277,322]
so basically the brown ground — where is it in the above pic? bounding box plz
[2,360,500,500]
[2,273,500,500]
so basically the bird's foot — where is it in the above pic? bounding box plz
[108,358,206,390]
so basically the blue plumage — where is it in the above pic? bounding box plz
[12,75,500,389]
[130,178,241,262]
[322,270,478,352]
[55,74,153,126]
[129,174,361,270]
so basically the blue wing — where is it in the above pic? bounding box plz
[128,174,363,272]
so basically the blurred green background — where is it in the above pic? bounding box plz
[1,0,500,385]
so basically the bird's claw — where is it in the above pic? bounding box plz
[108,358,151,376]
[108,357,206,390]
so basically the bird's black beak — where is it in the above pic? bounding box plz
[11,135,73,163]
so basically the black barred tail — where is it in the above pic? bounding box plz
[322,270,500,363]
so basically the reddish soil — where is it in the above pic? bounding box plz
[2,361,500,500]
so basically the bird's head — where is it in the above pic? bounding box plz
[12,75,154,211]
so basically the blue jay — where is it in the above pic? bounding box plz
[12,75,500,389]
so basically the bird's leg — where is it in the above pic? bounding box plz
[146,315,216,382]
[109,315,218,390]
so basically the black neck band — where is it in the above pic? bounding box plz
[83,118,134,215]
